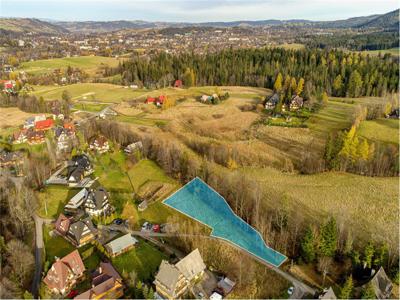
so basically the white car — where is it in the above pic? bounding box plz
[287,286,294,295]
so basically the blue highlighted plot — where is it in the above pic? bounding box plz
[163,177,287,267]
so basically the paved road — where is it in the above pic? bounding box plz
[31,215,53,298]
[105,226,317,297]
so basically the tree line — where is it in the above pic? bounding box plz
[113,47,399,98]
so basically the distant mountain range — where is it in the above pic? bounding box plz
[1,9,398,34]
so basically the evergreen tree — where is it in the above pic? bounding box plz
[300,226,316,263]
[319,217,337,257]
[361,282,376,299]
[373,244,388,267]
[339,276,353,299]
[333,74,343,96]
[362,242,375,269]
[348,70,363,97]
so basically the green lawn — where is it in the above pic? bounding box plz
[112,240,167,282]
[73,102,109,112]
[19,56,124,75]
[358,118,399,145]
[37,186,78,218]
[29,83,147,103]
[43,225,75,264]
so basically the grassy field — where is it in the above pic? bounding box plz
[243,166,398,247]
[358,118,399,145]
[37,186,78,218]
[43,225,75,264]
[20,56,124,75]
[30,83,145,103]
[358,48,399,57]
[112,239,167,282]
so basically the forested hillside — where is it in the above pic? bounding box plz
[115,48,399,98]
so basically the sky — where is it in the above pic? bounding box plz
[1,0,398,22]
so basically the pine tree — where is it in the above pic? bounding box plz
[333,74,343,96]
[339,276,353,299]
[361,282,376,299]
[348,70,363,97]
[362,242,375,269]
[319,217,337,257]
[300,226,316,263]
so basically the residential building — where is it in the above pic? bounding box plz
[26,129,45,144]
[84,187,113,216]
[174,80,183,88]
[289,95,304,111]
[24,115,46,129]
[154,261,188,299]
[89,136,110,154]
[67,154,93,183]
[265,93,280,110]
[105,234,138,257]
[34,118,55,131]
[67,217,97,247]
[74,262,124,300]
[217,277,236,297]
[154,248,206,299]
[12,129,28,144]
[55,213,73,236]
[124,141,143,154]
[43,250,85,295]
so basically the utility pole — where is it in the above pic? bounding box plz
[125,172,136,198]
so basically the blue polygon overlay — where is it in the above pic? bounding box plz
[163,177,287,267]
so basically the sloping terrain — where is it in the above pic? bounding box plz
[0,18,68,34]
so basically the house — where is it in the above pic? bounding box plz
[12,129,28,144]
[55,213,73,236]
[387,108,399,119]
[124,141,143,154]
[216,277,236,297]
[35,118,54,131]
[264,93,280,110]
[174,80,183,88]
[156,95,167,106]
[24,115,46,129]
[362,267,393,299]
[289,95,304,111]
[67,154,93,183]
[26,129,45,144]
[0,150,24,176]
[43,250,85,295]
[154,248,206,299]
[74,262,124,299]
[3,65,13,73]
[105,234,138,257]
[67,217,97,247]
[145,96,156,104]
[89,136,110,154]
[64,188,89,213]
[57,131,71,152]
[319,287,337,299]
[175,248,206,283]
[154,261,188,299]
[84,187,113,216]
[2,80,16,94]
[63,122,76,133]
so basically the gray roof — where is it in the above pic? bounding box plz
[65,188,87,209]
[105,234,138,255]
[68,217,96,243]
[175,248,206,281]
[319,287,337,299]
[369,267,393,299]
[154,260,183,293]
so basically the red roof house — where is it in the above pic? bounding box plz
[35,118,54,131]
[157,95,167,104]
[145,97,156,104]
[174,80,183,88]
[43,250,85,295]
[55,213,72,236]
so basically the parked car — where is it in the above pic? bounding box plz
[287,286,294,295]
[141,221,153,232]
[67,290,79,299]
[113,218,124,225]
[152,224,160,232]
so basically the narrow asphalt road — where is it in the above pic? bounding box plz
[31,215,53,298]
[105,226,317,297]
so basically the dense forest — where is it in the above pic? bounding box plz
[113,47,399,98]
[301,31,399,51]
